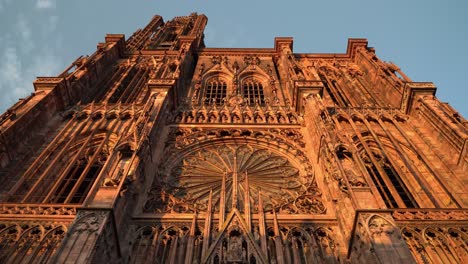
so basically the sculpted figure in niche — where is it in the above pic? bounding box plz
[345,63,363,78]
[368,215,408,260]
[336,147,368,187]
[281,44,292,55]
[289,114,297,124]
[278,114,287,124]
[193,81,201,98]
[227,235,243,261]
[243,113,253,123]
[293,63,306,80]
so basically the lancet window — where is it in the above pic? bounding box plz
[242,78,265,105]
[36,140,109,204]
[8,132,120,204]
[50,150,106,204]
[202,77,227,105]
[363,152,417,208]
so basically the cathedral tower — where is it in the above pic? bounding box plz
[0,13,466,263]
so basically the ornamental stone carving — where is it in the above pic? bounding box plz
[145,144,325,214]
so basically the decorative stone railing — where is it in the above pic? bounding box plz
[171,104,302,125]
[392,208,468,222]
[0,203,78,217]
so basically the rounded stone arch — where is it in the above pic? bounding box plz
[129,225,160,263]
[312,227,339,262]
[16,224,45,240]
[446,227,468,258]
[355,132,418,174]
[356,132,423,209]
[199,71,233,105]
[163,137,314,181]
[365,113,380,122]
[42,224,67,239]
[350,113,365,123]
[2,224,44,263]
[202,68,234,83]
[288,226,314,242]
[28,225,67,262]
[400,227,426,250]
[157,225,192,238]
[422,227,448,245]
[335,113,350,123]
[105,109,119,120]
[353,131,413,156]
[115,141,136,154]
[238,71,270,104]
[334,143,352,155]
[132,225,157,241]
[421,227,462,263]
[37,132,121,203]
[447,227,468,242]
[201,72,232,89]
[238,70,270,84]
[365,214,397,230]
[154,225,192,263]
[281,226,314,264]
[365,214,402,244]
[65,132,119,155]
[0,224,22,247]
[393,112,409,122]
[90,110,105,120]
[378,113,394,123]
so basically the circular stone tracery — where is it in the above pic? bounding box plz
[144,144,325,214]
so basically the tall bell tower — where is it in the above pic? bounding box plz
[0,13,466,263]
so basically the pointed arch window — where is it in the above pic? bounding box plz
[242,78,265,105]
[8,132,125,204]
[202,77,227,105]
[363,153,417,208]
[51,152,106,204]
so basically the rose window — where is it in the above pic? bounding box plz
[144,144,325,214]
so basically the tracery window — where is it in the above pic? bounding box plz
[242,78,265,105]
[50,152,105,204]
[202,77,227,105]
[363,153,417,208]
[8,132,124,205]
[144,143,325,215]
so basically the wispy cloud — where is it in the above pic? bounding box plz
[36,0,55,9]
[16,14,34,53]
[0,0,12,11]
[0,45,30,110]
[0,9,62,113]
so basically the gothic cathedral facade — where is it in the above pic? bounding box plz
[0,13,466,263]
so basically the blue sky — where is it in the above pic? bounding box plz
[1,0,467,117]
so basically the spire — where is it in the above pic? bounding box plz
[232,155,238,209]
[185,213,197,264]
[202,190,213,259]
[190,213,197,236]
[273,209,280,237]
[273,208,284,264]
[219,171,226,229]
[244,170,251,231]
[258,191,268,257]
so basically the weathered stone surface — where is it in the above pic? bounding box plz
[0,13,466,264]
